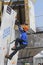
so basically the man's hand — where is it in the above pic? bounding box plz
[15,20,20,26]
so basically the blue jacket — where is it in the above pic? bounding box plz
[18,26,28,45]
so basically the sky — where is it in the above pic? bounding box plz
[34,0,43,28]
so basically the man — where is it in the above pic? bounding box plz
[5,23,29,60]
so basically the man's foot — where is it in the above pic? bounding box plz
[5,55,12,60]
[11,47,16,50]
[11,45,16,50]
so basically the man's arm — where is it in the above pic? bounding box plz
[18,25,23,32]
[15,20,23,32]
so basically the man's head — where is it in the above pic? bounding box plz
[22,24,29,32]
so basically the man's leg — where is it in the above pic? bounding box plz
[12,38,23,49]
[5,38,21,60]
[5,50,17,60]
[10,44,27,60]
[10,38,22,58]
[5,44,27,60]
[12,44,27,51]
[15,38,21,47]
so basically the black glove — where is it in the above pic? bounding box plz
[15,20,20,26]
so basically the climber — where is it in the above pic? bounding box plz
[5,22,29,60]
